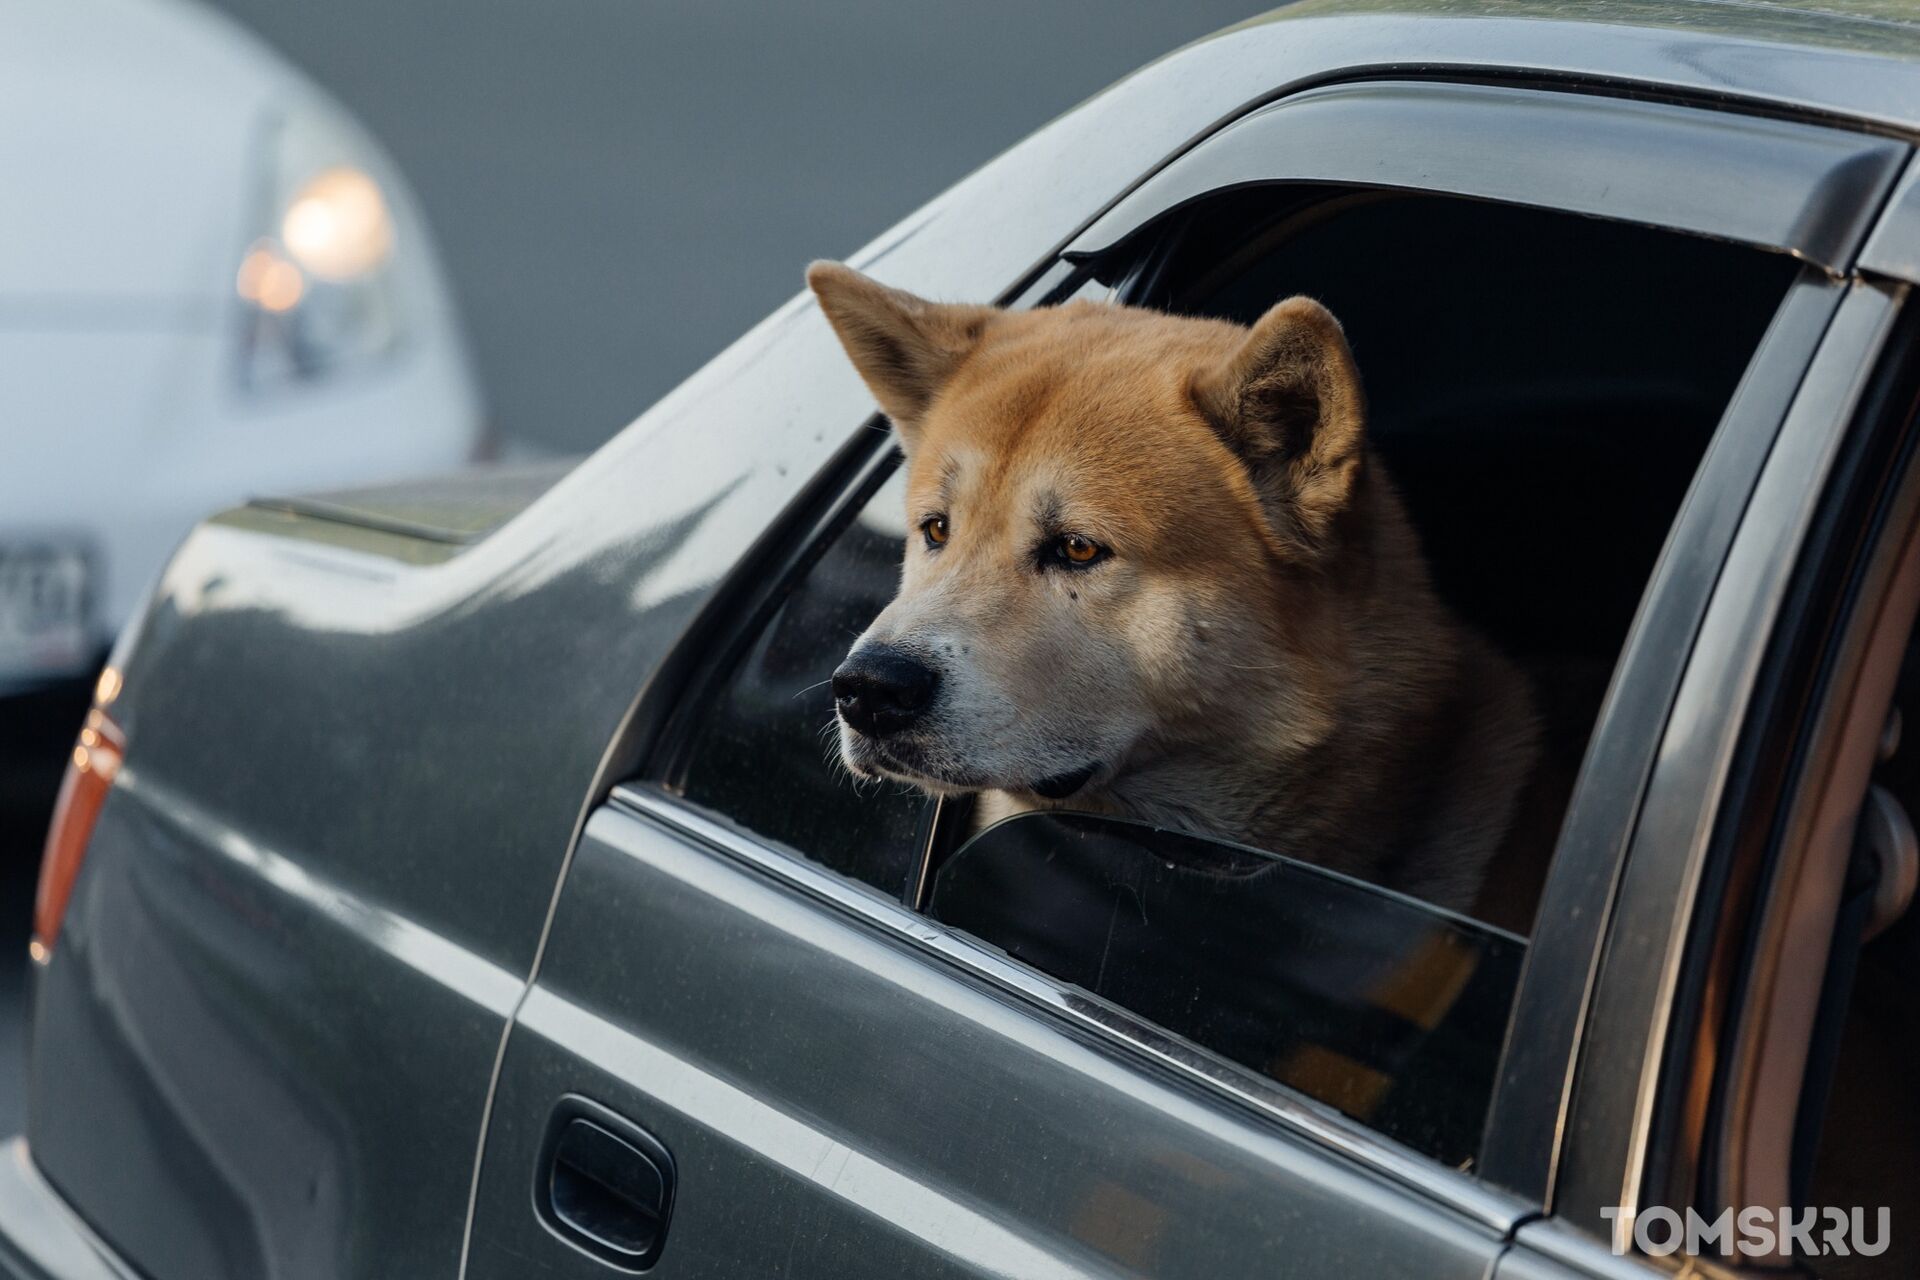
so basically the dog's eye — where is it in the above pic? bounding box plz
[921,515,949,548]
[1052,533,1107,568]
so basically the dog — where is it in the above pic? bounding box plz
[807,261,1541,921]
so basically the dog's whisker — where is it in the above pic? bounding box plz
[792,677,834,700]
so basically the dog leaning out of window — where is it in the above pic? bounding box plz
[809,261,1552,929]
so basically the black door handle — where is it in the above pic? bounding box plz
[536,1096,676,1271]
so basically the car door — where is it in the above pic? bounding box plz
[462,82,1908,1278]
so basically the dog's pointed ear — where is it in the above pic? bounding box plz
[1191,297,1367,555]
[808,261,995,448]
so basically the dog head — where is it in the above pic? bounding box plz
[807,262,1369,806]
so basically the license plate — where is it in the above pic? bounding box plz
[0,543,91,679]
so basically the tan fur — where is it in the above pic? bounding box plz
[809,262,1541,917]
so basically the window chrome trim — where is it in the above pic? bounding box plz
[1065,80,1908,271]
[610,782,1531,1235]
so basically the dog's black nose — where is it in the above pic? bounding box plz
[832,645,939,737]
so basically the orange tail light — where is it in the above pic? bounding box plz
[32,671,125,961]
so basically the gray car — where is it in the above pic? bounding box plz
[8,1,1920,1277]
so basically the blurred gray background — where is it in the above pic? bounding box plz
[198,0,1264,454]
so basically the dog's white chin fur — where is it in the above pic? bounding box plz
[840,732,973,796]
[839,724,1093,802]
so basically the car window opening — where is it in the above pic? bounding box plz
[666,185,1800,1168]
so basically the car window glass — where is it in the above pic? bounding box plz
[930,811,1524,1166]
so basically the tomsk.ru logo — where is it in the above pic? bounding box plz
[1601,1206,1891,1259]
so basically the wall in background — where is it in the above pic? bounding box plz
[201,0,1265,452]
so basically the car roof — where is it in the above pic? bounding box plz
[1237,0,1920,69]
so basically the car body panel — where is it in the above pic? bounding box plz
[255,459,580,546]
[29,770,516,1278]
[17,2,1920,1278]
[1495,1218,1665,1280]
[465,805,1510,1280]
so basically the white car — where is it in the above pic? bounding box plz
[0,0,484,705]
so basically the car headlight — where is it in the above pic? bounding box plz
[234,107,405,390]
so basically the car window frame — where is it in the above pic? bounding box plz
[625,78,1899,1224]
[1555,278,1918,1252]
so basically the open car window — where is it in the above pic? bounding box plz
[659,177,1802,1169]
